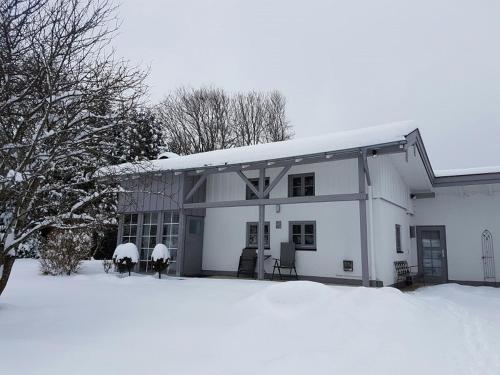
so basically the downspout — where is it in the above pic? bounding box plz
[368,185,377,284]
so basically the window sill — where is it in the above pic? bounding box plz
[295,248,317,251]
[396,251,404,254]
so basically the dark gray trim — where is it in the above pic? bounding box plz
[434,173,500,187]
[245,177,270,200]
[358,154,370,287]
[289,221,317,250]
[237,170,261,199]
[288,172,315,197]
[176,177,186,277]
[246,221,270,249]
[184,174,207,202]
[183,193,368,209]
[257,168,266,280]
[411,192,436,199]
[179,141,406,176]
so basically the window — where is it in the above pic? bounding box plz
[396,224,403,253]
[246,178,270,200]
[121,214,138,244]
[162,211,179,264]
[139,213,158,272]
[289,221,316,250]
[246,222,270,248]
[288,173,315,197]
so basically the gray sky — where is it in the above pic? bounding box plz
[114,0,500,170]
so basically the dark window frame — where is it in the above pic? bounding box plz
[246,222,271,249]
[289,221,317,251]
[245,177,270,200]
[288,173,315,197]
[396,224,403,253]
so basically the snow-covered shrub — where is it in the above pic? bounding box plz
[16,235,42,259]
[39,229,93,276]
[112,243,139,276]
[102,259,113,273]
[151,244,170,279]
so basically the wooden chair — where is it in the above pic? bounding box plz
[394,260,418,286]
[237,248,257,279]
[272,242,298,280]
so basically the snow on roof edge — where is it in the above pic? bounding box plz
[434,166,500,178]
[100,121,417,176]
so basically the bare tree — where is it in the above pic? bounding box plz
[0,0,146,295]
[156,87,293,155]
[156,87,233,155]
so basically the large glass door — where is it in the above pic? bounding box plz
[139,213,158,272]
[417,226,448,283]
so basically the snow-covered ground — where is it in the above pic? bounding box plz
[1,260,500,375]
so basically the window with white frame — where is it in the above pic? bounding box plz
[162,211,180,263]
[121,213,138,244]
[140,213,158,272]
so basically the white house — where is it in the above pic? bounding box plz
[110,121,500,287]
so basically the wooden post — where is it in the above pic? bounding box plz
[257,168,266,280]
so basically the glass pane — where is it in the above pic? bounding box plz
[248,235,257,246]
[150,225,157,236]
[171,212,179,223]
[292,187,301,197]
[292,177,302,187]
[304,186,314,196]
[164,212,172,223]
[249,225,258,235]
[292,234,301,245]
[264,235,270,247]
[422,239,432,247]
[431,239,441,247]
[292,225,301,235]
[305,224,314,234]
[304,234,314,245]
[304,176,314,186]
[264,224,270,234]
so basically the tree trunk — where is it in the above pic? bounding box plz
[0,254,16,297]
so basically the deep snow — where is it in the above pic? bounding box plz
[1,260,500,375]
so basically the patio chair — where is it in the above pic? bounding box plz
[237,248,257,279]
[272,242,298,280]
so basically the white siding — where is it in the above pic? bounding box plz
[413,185,500,283]
[202,159,364,280]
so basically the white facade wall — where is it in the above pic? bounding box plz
[413,185,500,283]
[202,159,364,280]
[202,156,414,285]
[369,157,414,286]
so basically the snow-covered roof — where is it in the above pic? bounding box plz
[434,166,500,177]
[104,121,417,175]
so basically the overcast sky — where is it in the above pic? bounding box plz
[114,0,500,170]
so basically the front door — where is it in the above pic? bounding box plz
[182,216,204,276]
[416,226,448,284]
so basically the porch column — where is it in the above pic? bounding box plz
[176,173,186,277]
[358,153,370,287]
[257,167,266,280]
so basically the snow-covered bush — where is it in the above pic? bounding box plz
[16,235,42,259]
[39,229,93,276]
[112,243,139,276]
[151,244,170,279]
